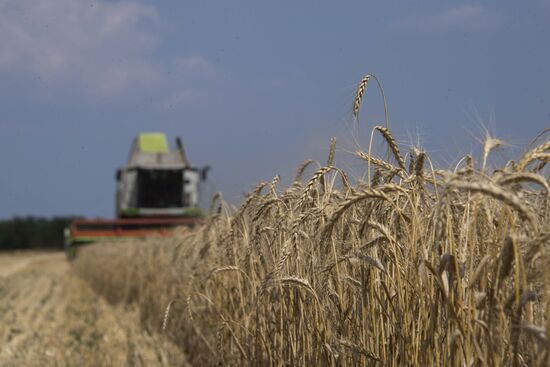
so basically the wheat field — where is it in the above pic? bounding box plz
[74,77,550,366]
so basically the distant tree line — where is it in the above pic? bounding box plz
[0,216,78,250]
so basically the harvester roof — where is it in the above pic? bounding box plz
[137,133,169,154]
[126,132,190,169]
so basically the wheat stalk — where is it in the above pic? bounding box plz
[298,166,334,207]
[447,180,536,227]
[356,151,406,178]
[375,126,406,170]
[518,141,550,171]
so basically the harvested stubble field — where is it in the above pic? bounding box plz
[73,127,550,366]
[0,251,186,366]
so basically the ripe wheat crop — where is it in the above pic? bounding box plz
[74,76,550,366]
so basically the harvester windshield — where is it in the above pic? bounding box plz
[137,169,183,208]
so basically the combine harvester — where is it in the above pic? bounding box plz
[65,133,209,256]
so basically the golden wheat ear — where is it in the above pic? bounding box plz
[353,74,370,119]
[353,72,391,161]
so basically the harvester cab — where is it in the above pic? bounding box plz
[65,133,208,256]
[116,133,207,218]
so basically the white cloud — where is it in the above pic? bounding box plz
[0,0,162,94]
[173,55,215,77]
[390,5,500,32]
[164,89,201,108]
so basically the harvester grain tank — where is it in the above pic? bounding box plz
[65,133,209,253]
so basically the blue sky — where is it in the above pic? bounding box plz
[0,0,549,218]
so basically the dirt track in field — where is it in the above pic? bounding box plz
[0,251,187,367]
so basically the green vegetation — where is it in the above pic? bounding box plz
[181,207,204,218]
[120,208,141,217]
[0,216,77,250]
